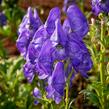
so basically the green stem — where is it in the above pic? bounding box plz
[100,20,104,85]
[65,82,69,109]
[65,70,73,109]
[100,19,105,109]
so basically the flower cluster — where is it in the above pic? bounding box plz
[16,5,92,104]
[92,0,109,15]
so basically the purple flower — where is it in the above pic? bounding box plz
[27,25,49,64]
[16,7,42,58]
[46,62,65,104]
[33,87,41,98]
[0,12,7,26]
[50,19,68,61]
[67,35,93,77]
[16,5,93,105]
[23,62,36,83]
[45,7,61,35]
[92,0,109,15]
[66,5,89,38]
[36,39,54,79]
[33,87,41,105]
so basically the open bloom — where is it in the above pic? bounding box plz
[92,0,109,15]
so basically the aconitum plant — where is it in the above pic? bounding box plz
[92,0,109,15]
[16,4,92,105]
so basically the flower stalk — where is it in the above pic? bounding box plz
[100,19,105,85]
[100,18,105,109]
[65,82,69,109]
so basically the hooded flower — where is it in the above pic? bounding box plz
[67,35,93,77]
[27,25,49,64]
[50,19,68,61]
[66,5,89,38]
[45,7,61,35]
[46,62,65,104]
[16,7,42,58]
[0,12,7,26]
[92,0,109,15]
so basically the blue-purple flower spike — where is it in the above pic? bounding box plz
[67,4,89,38]
[92,0,109,15]
[16,5,93,105]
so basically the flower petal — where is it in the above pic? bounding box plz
[37,40,54,79]
[67,4,89,38]
[23,62,35,83]
[52,62,65,96]
[45,7,61,35]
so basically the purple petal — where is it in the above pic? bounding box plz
[52,62,65,96]
[63,0,75,13]
[17,7,42,58]
[92,0,109,15]
[16,30,30,58]
[37,40,54,79]
[23,62,35,83]
[63,18,72,34]
[33,87,41,98]
[67,4,89,38]
[46,85,55,99]
[45,7,61,35]
[67,36,93,78]
[27,25,49,63]
[53,91,62,104]
[50,19,68,46]
[50,19,68,61]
